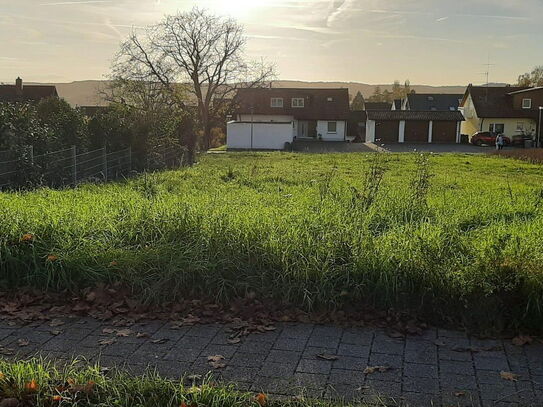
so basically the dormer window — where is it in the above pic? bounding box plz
[292,98,305,108]
[427,96,434,101]
[327,97,334,102]
[522,98,532,109]
[271,98,283,108]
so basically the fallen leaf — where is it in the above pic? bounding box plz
[316,353,339,361]
[50,330,63,336]
[434,340,446,347]
[500,371,519,382]
[49,319,65,327]
[25,379,39,392]
[227,337,241,344]
[454,391,466,397]
[255,392,267,406]
[207,355,226,369]
[46,255,58,262]
[512,335,533,347]
[17,339,29,347]
[115,329,132,337]
[136,332,150,338]
[387,331,404,339]
[98,338,116,346]
[151,338,169,344]
[363,366,390,375]
[21,233,35,242]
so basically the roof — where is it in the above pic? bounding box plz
[235,88,349,120]
[366,110,465,121]
[364,102,391,111]
[507,87,543,95]
[406,93,463,111]
[462,85,539,119]
[0,84,58,103]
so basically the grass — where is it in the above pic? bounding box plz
[0,359,361,406]
[1,152,543,332]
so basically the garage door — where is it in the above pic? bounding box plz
[405,121,429,143]
[375,121,399,144]
[432,121,457,143]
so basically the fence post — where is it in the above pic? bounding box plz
[128,146,132,172]
[72,145,77,185]
[102,147,108,182]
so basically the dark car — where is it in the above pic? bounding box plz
[470,132,510,146]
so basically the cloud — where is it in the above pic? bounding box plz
[40,1,111,5]
[436,16,448,22]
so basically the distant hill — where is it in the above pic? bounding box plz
[29,80,488,107]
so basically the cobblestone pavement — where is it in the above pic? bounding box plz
[0,318,541,406]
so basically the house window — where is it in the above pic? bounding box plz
[271,98,283,108]
[327,122,337,133]
[517,122,524,131]
[449,107,456,111]
[522,98,532,109]
[427,96,434,101]
[327,97,334,102]
[291,98,305,108]
[489,123,505,134]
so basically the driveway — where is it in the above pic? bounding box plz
[292,141,490,154]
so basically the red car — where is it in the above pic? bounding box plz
[470,132,511,146]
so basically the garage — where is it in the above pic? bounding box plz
[432,121,458,143]
[405,120,429,143]
[375,120,399,144]
[365,111,464,144]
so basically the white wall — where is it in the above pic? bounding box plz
[238,114,294,122]
[227,121,293,150]
[366,120,376,142]
[317,120,346,141]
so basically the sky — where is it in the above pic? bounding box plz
[0,0,541,86]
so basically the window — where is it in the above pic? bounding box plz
[427,96,434,101]
[517,122,525,131]
[327,122,337,133]
[489,123,505,134]
[522,98,532,109]
[449,106,456,111]
[291,98,305,108]
[270,98,283,108]
[327,97,334,102]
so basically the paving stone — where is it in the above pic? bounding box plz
[404,345,438,365]
[364,378,402,397]
[292,372,328,389]
[301,346,336,359]
[441,389,481,407]
[260,361,298,377]
[337,343,370,358]
[479,383,519,402]
[368,353,402,369]
[176,335,212,350]
[265,349,302,363]
[278,324,314,340]
[332,356,366,371]
[306,335,340,348]
[237,340,273,354]
[403,362,438,379]
[311,326,342,339]
[476,369,516,385]
[400,391,440,407]
[440,360,474,375]
[296,358,333,375]
[154,361,192,379]
[371,336,405,356]
[185,325,221,338]
[473,356,510,371]
[402,376,440,394]
[325,384,365,402]
[340,328,373,346]
[328,369,364,386]
[438,329,468,339]
[440,372,478,390]
[251,376,294,395]
[201,344,238,359]
[150,327,188,342]
[229,352,266,368]
[273,338,307,351]
[221,366,259,382]
[99,342,140,357]
[439,348,473,362]
[164,347,202,362]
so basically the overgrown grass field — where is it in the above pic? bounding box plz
[1,152,543,331]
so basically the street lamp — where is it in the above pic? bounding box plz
[539,106,543,148]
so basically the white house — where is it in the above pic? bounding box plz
[227,88,350,150]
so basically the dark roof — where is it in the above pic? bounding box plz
[462,85,539,119]
[406,93,463,111]
[235,88,349,120]
[393,99,402,110]
[0,84,58,103]
[364,102,391,111]
[366,110,465,121]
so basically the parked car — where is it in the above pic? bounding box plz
[470,132,510,146]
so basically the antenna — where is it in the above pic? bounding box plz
[481,55,496,102]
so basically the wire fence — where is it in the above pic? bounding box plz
[0,144,185,191]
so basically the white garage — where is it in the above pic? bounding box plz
[227,121,293,150]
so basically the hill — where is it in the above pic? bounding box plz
[32,80,474,107]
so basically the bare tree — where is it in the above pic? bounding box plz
[111,7,275,154]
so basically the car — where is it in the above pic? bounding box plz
[470,132,510,146]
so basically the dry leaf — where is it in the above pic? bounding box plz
[316,353,339,361]
[387,331,404,339]
[17,339,29,347]
[102,328,116,335]
[115,329,132,337]
[434,340,446,347]
[255,393,267,406]
[500,371,519,381]
[50,330,63,336]
[454,391,466,397]
[363,365,390,375]
[512,335,533,347]
[151,338,169,344]
[49,319,65,327]
[227,337,241,344]
[207,355,226,369]
[136,332,149,338]
[98,338,116,346]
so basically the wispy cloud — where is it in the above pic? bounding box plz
[455,13,532,21]
[40,1,111,6]
[436,17,448,22]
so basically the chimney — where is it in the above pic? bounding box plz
[15,77,23,96]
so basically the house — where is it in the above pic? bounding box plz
[0,77,58,103]
[402,93,463,111]
[227,88,350,149]
[460,85,542,140]
[365,110,464,144]
[363,102,392,111]
[391,99,402,110]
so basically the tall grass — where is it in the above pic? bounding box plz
[1,152,543,332]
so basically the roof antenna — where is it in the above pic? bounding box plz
[481,55,495,102]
